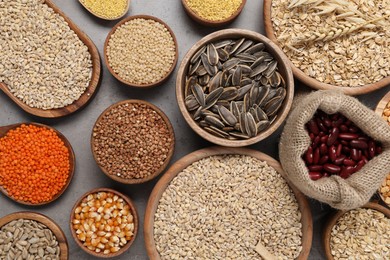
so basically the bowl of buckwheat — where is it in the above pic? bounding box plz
[176,29,294,147]
[104,15,178,88]
[264,0,390,95]
[91,99,175,184]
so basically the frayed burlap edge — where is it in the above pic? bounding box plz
[279,90,390,210]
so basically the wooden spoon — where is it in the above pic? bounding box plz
[255,241,277,260]
[78,0,130,20]
[0,212,68,260]
[0,122,75,206]
[0,0,101,118]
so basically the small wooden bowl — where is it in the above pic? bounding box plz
[91,100,175,184]
[176,29,294,147]
[69,188,138,258]
[0,211,69,259]
[78,0,130,20]
[0,0,101,118]
[104,15,178,88]
[144,146,313,259]
[263,0,390,95]
[375,91,390,207]
[323,202,390,259]
[181,0,246,27]
[0,122,75,206]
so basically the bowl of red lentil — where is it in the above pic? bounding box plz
[0,122,75,206]
[91,99,175,184]
[181,0,247,27]
[70,188,138,258]
[263,0,390,95]
[176,29,294,147]
[104,15,178,88]
[375,91,390,207]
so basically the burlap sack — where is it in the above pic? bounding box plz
[279,90,390,210]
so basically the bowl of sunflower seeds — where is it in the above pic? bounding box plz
[176,29,294,147]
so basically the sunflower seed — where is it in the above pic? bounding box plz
[237,83,253,100]
[204,127,228,138]
[218,106,238,126]
[245,43,265,54]
[185,95,200,111]
[214,39,233,49]
[256,107,268,121]
[223,58,240,71]
[264,96,284,117]
[257,86,270,107]
[205,115,225,129]
[234,40,253,55]
[207,43,219,66]
[250,56,266,69]
[230,101,240,119]
[263,60,278,78]
[196,65,207,76]
[201,53,218,76]
[205,87,223,109]
[217,48,230,62]
[235,53,257,63]
[198,74,210,86]
[239,65,252,75]
[269,71,282,87]
[239,112,247,135]
[189,59,201,76]
[229,131,250,139]
[185,76,197,97]
[257,120,271,132]
[220,87,238,101]
[245,112,257,137]
[229,38,245,55]
[250,62,269,77]
[191,84,205,107]
[232,66,242,86]
[191,45,206,64]
[193,106,203,120]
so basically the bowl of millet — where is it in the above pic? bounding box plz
[104,15,178,88]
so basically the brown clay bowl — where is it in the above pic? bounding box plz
[78,0,130,20]
[69,188,138,258]
[91,100,175,184]
[323,202,390,259]
[0,0,101,118]
[375,91,390,207]
[0,122,75,206]
[176,29,294,147]
[181,0,246,27]
[263,0,390,95]
[104,15,178,88]
[0,211,69,259]
[144,146,313,259]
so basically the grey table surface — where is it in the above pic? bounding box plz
[1,0,389,259]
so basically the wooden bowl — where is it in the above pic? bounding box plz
[69,188,138,258]
[181,0,246,27]
[91,100,175,184]
[323,202,390,259]
[0,122,75,206]
[0,211,69,259]
[263,0,390,95]
[176,29,294,147]
[104,15,178,88]
[0,0,101,118]
[144,146,313,259]
[78,0,130,20]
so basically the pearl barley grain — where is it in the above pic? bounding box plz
[107,18,176,85]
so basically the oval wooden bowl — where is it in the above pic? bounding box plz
[144,146,313,260]
[375,91,390,207]
[323,202,390,259]
[0,211,69,259]
[181,0,246,27]
[176,29,294,147]
[263,0,390,95]
[78,0,130,20]
[104,15,178,88]
[69,188,138,258]
[0,122,75,206]
[91,99,175,184]
[0,0,101,118]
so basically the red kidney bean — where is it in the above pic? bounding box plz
[350,140,368,149]
[323,118,332,128]
[354,160,366,172]
[312,136,320,148]
[368,141,375,158]
[316,118,328,131]
[327,127,339,146]
[308,165,323,172]
[329,145,337,162]
[331,114,340,121]
[343,159,356,166]
[334,155,346,165]
[320,143,327,155]
[313,148,320,164]
[345,119,352,126]
[340,140,348,146]
[319,155,329,165]
[309,172,323,180]
[358,136,369,141]
[318,131,325,137]
[305,146,313,164]
[338,133,359,140]
[361,155,368,164]
[349,126,359,133]
[351,149,361,161]
[342,146,351,154]
[340,166,354,179]
[340,124,348,132]
[323,164,341,174]
[320,135,328,143]
[376,146,382,154]
[336,144,342,157]
[309,133,315,141]
[332,118,344,127]
[307,119,319,135]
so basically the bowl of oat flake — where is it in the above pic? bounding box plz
[104,15,178,88]
[91,99,175,184]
